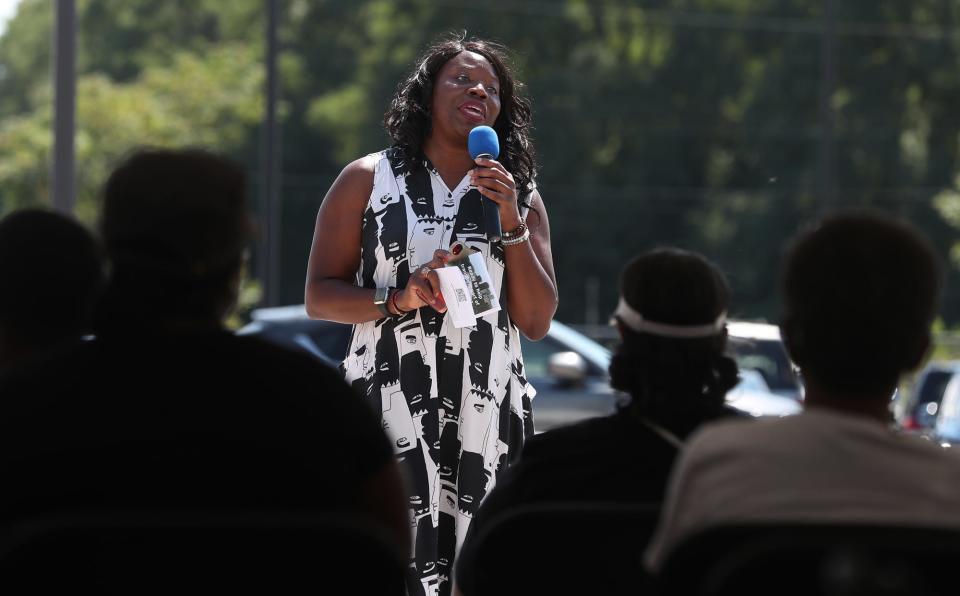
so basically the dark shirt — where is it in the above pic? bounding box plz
[455,405,742,591]
[0,327,393,519]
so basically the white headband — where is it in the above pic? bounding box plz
[613,298,727,339]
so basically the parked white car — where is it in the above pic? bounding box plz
[725,369,802,417]
[726,321,804,403]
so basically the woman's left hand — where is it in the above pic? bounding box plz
[470,158,523,229]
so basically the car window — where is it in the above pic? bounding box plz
[727,337,798,393]
[937,377,960,422]
[914,370,953,410]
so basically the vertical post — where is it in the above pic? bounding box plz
[51,0,76,214]
[818,0,836,207]
[260,0,282,306]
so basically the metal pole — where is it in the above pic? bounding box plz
[818,0,836,208]
[261,0,282,306]
[51,0,76,214]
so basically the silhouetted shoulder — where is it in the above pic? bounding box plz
[0,330,393,487]
[520,412,640,459]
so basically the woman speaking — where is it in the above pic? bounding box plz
[305,34,557,596]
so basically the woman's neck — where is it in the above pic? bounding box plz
[422,134,475,190]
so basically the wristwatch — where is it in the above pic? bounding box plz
[373,287,391,317]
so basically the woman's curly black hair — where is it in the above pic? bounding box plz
[383,33,537,206]
[609,249,740,421]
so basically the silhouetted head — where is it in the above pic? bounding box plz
[609,248,739,419]
[383,32,536,198]
[781,210,942,399]
[99,149,252,324]
[0,209,104,366]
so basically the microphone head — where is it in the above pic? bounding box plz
[468,126,500,161]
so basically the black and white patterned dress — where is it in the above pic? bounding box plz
[340,148,536,596]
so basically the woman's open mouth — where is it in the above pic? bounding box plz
[459,102,486,123]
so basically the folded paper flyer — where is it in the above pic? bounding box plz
[434,251,500,328]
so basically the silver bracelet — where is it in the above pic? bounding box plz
[501,228,531,246]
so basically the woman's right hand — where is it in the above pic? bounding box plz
[394,249,454,313]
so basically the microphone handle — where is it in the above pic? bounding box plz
[484,197,502,242]
[475,152,502,242]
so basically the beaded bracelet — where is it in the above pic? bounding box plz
[502,228,531,247]
[390,289,411,315]
[501,222,528,240]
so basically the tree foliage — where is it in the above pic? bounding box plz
[3,0,960,324]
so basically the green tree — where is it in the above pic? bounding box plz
[5,0,960,325]
[0,44,263,222]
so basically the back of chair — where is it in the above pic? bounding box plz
[0,510,406,596]
[658,523,960,596]
[469,502,660,596]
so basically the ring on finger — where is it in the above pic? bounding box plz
[420,265,431,276]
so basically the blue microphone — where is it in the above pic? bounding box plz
[467,126,502,242]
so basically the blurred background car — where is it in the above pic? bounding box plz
[724,369,802,418]
[238,305,621,432]
[932,370,960,445]
[898,361,960,433]
[725,321,803,402]
[238,308,802,430]
[237,304,350,368]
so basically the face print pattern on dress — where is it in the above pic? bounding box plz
[414,513,438,581]
[399,439,432,518]
[405,161,434,217]
[359,208,381,289]
[496,303,510,337]
[381,381,417,454]
[420,307,445,339]
[457,382,498,511]
[386,146,417,178]
[408,216,451,270]
[399,322,440,467]
[436,509,456,590]
[406,164,456,270]
[398,322,430,413]
[467,319,494,398]
[495,384,515,474]
[374,319,401,386]
[365,152,408,289]
[452,188,486,240]
[343,150,534,596]
[437,336,464,423]
[455,450,492,516]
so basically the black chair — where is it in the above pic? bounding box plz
[0,510,406,595]
[467,502,660,596]
[657,523,960,596]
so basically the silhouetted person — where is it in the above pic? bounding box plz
[0,209,103,371]
[0,150,409,562]
[455,248,744,595]
[646,210,960,570]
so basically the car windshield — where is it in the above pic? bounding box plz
[727,337,798,393]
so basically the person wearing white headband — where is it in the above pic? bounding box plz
[454,248,744,596]
[607,248,739,429]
